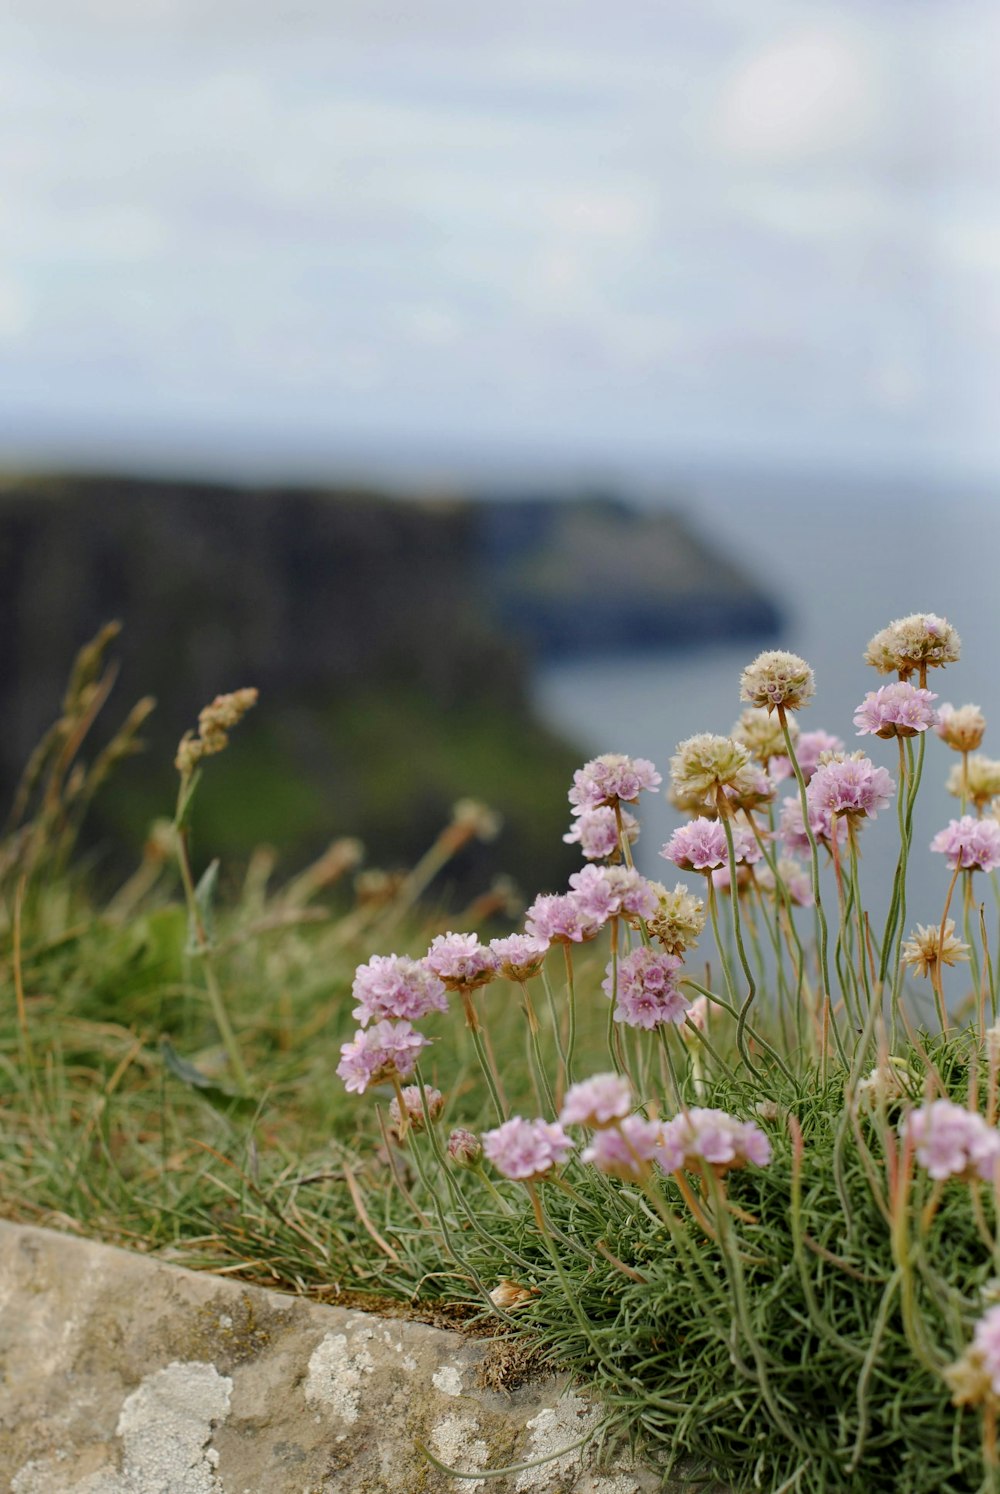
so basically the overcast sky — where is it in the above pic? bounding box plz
[2,0,999,480]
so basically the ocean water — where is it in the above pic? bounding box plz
[533,482,1000,951]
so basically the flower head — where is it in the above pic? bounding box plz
[425,932,498,990]
[974,1310,1000,1397]
[351,954,448,1026]
[739,650,815,713]
[853,682,938,740]
[568,753,661,812]
[582,1115,663,1178]
[669,734,752,802]
[569,864,659,922]
[488,933,549,981]
[795,730,846,782]
[645,881,706,955]
[389,1085,444,1135]
[563,805,639,860]
[447,1127,483,1167]
[807,756,895,823]
[603,946,688,1029]
[336,1020,430,1094]
[930,816,1000,873]
[947,755,1000,811]
[864,613,961,679]
[658,1108,772,1174]
[778,793,847,855]
[901,920,970,979]
[559,1073,633,1128]
[175,687,259,775]
[733,706,798,764]
[936,703,986,754]
[660,817,762,873]
[482,1116,572,1181]
[904,1099,1000,1181]
[524,892,605,945]
[756,856,814,908]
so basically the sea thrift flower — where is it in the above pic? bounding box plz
[851,1059,914,1114]
[389,1085,443,1134]
[351,954,448,1026]
[646,881,706,954]
[524,892,605,944]
[795,730,845,782]
[756,857,814,907]
[569,864,659,922]
[946,1309,1000,1407]
[568,753,661,812]
[658,1108,772,1174]
[661,818,763,874]
[733,706,799,763]
[559,1073,632,1128]
[488,1280,537,1311]
[976,1308,1000,1396]
[739,650,815,713]
[489,933,549,981]
[930,816,1000,873]
[937,704,986,754]
[778,794,846,855]
[904,1099,1000,1181]
[807,756,895,824]
[563,805,638,860]
[947,755,1000,811]
[680,994,709,1040]
[336,1020,429,1094]
[425,932,498,990]
[710,863,753,895]
[603,947,688,1029]
[853,682,938,739]
[482,1117,572,1181]
[582,1115,663,1178]
[670,734,752,801]
[447,1127,483,1167]
[901,920,970,979]
[864,612,961,678]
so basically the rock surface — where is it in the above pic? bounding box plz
[0,1222,687,1493]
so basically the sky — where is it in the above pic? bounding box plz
[2,0,1000,481]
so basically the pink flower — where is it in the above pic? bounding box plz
[778,793,846,854]
[757,857,814,908]
[658,1108,772,1174]
[806,757,895,823]
[795,730,845,783]
[524,892,605,944]
[482,1116,573,1181]
[425,932,498,989]
[569,864,659,921]
[853,682,938,740]
[336,1020,430,1094]
[559,1072,632,1128]
[568,753,662,812]
[351,954,448,1027]
[489,933,549,981]
[930,816,1000,873]
[603,947,688,1029]
[904,1099,1000,1181]
[660,817,763,873]
[563,806,639,860]
[389,1085,444,1132]
[974,1308,1000,1395]
[582,1115,663,1177]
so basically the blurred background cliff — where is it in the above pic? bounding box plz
[1,2,999,906]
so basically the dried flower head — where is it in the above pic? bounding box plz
[851,1058,915,1114]
[901,920,970,979]
[930,816,1000,873]
[936,703,986,754]
[175,687,259,775]
[864,612,961,679]
[853,682,938,740]
[451,799,503,842]
[568,753,661,812]
[389,1085,444,1135]
[739,650,815,713]
[947,755,1000,811]
[670,734,752,802]
[733,706,798,764]
[489,1279,539,1311]
[645,881,706,955]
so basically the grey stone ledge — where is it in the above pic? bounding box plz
[0,1221,688,1494]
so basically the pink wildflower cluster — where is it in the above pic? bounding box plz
[974,1309,1000,1396]
[563,805,639,860]
[904,1099,1000,1181]
[795,730,845,782]
[482,1116,572,1181]
[351,954,448,1026]
[559,1072,632,1128]
[569,864,659,921]
[660,817,763,874]
[806,756,895,824]
[603,946,688,1029]
[336,1020,429,1094]
[659,1108,772,1174]
[425,932,498,989]
[930,816,1000,873]
[568,752,661,813]
[582,1115,663,1177]
[778,794,847,855]
[853,682,938,739]
[488,933,549,981]
[524,891,605,944]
